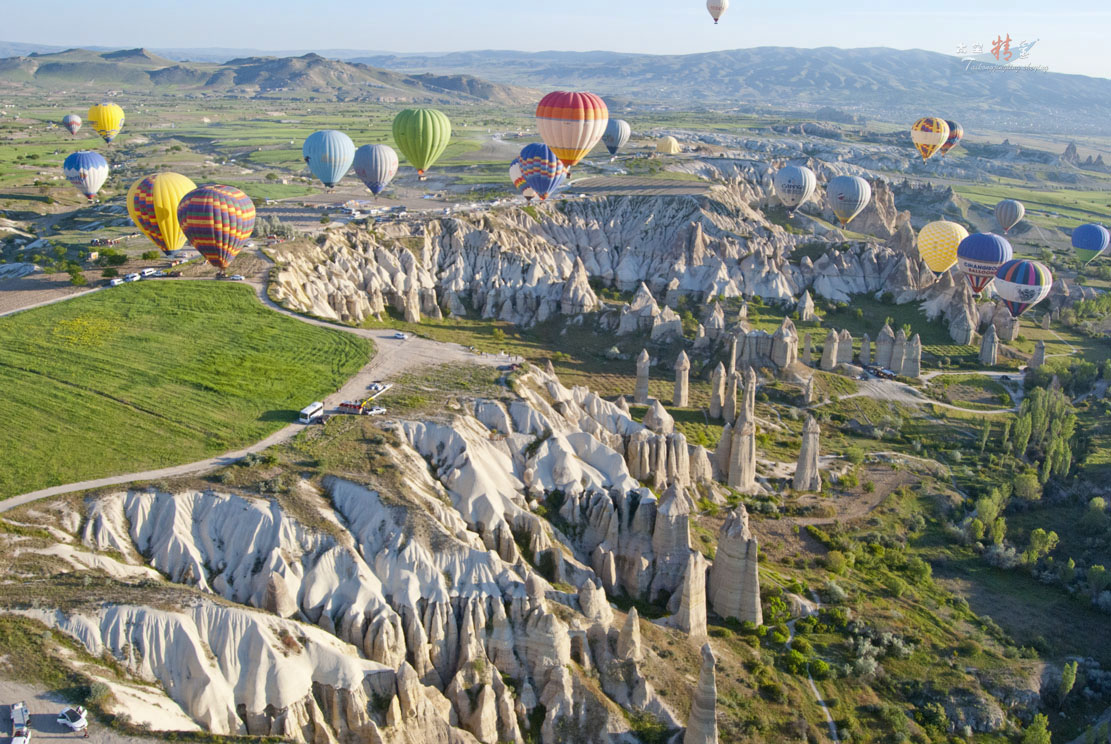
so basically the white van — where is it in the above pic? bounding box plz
[140,267,157,277]
[109,277,124,286]
[124,272,141,282]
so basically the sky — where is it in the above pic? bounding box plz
[7,0,1111,79]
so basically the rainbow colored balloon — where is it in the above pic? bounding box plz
[535,91,608,169]
[517,143,566,201]
[994,259,1053,318]
[940,120,963,155]
[178,185,256,270]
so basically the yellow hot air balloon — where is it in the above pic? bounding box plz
[88,102,125,144]
[917,220,968,274]
[910,117,949,162]
[127,173,196,253]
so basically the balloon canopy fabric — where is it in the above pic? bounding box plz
[957,232,1013,294]
[535,91,608,168]
[518,144,566,201]
[62,114,82,136]
[353,144,399,196]
[392,109,452,177]
[706,0,729,23]
[827,175,871,227]
[995,199,1025,233]
[911,117,949,162]
[773,165,817,210]
[602,119,631,156]
[940,120,964,155]
[917,220,969,274]
[1072,223,1110,265]
[87,102,124,144]
[656,136,681,154]
[178,185,256,270]
[127,172,196,253]
[302,130,355,188]
[509,159,538,200]
[994,259,1053,318]
[63,151,109,200]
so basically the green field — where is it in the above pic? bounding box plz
[0,282,372,497]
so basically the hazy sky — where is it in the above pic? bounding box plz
[8,0,1111,78]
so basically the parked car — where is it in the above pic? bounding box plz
[393,332,408,340]
[11,701,30,744]
[139,267,157,277]
[108,277,124,287]
[57,706,88,732]
[229,274,245,281]
[367,407,387,415]
[123,272,141,282]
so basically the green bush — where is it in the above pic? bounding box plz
[140,251,160,261]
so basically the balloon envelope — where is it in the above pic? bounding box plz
[87,102,124,144]
[995,199,1025,233]
[535,91,608,168]
[518,144,566,201]
[911,117,949,162]
[707,0,729,23]
[127,172,196,253]
[827,175,871,226]
[509,159,537,200]
[994,259,1053,318]
[63,151,108,200]
[302,130,355,188]
[178,185,256,270]
[656,136,681,154]
[773,165,817,210]
[392,109,452,176]
[62,114,81,136]
[602,119,631,156]
[917,220,968,274]
[957,232,1013,294]
[1071,223,1109,264]
[940,120,963,155]
[353,144,399,196]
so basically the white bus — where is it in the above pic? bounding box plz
[299,402,324,424]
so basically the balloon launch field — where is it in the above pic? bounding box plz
[0,281,371,498]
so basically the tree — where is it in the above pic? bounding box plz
[1012,415,1033,458]
[989,517,1007,546]
[101,268,119,278]
[1058,660,1078,705]
[1021,714,1051,744]
[141,250,160,261]
[1023,528,1059,565]
[1014,472,1042,501]
[68,267,86,286]
[979,421,992,453]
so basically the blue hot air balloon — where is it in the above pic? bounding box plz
[353,144,399,196]
[1072,223,1110,265]
[302,130,355,188]
[518,143,567,201]
[957,232,1013,295]
[63,151,109,201]
[602,119,631,156]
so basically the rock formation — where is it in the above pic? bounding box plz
[837,329,854,365]
[875,323,895,368]
[709,362,725,419]
[723,372,738,425]
[1042,313,1051,330]
[794,416,821,492]
[980,324,998,366]
[683,644,718,744]
[674,351,690,407]
[673,552,708,639]
[708,507,761,625]
[727,419,756,491]
[891,328,908,374]
[797,290,819,322]
[802,332,812,366]
[903,333,922,378]
[635,349,651,404]
[820,329,839,371]
[860,333,872,366]
[1031,340,1046,369]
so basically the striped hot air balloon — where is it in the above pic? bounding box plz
[773,165,817,212]
[62,114,81,136]
[940,120,963,155]
[994,259,1053,318]
[392,109,452,179]
[1072,223,1110,265]
[87,102,124,144]
[707,0,729,24]
[535,91,608,169]
[602,119,631,156]
[63,151,109,200]
[518,144,567,201]
[303,130,355,188]
[995,199,1025,233]
[827,175,871,227]
[509,159,537,201]
[911,117,950,162]
[127,172,196,253]
[957,232,1013,295]
[917,220,969,274]
[353,144,399,196]
[177,185,256,271]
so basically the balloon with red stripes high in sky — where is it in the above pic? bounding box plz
[177,185,256,270]
[706,0,729,24]
[535,92,608,169]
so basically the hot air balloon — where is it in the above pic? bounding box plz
[353,144,399,196]
[910,117,950,162]
[177,185,256,271]
[535,91,608,169]
[827,175,871,227]
[957,232,1013,295]
[63,151,108,201]
[392,109,452,179]
[509,159,537,202]
[707,0,729,23]
[1072,223,1110,265]
[994,259,1053,318]
[995,199,1025,234]
[126,173,196,254]
[302,130,355,188]
[602,119,631,156]
[518,144,567,201]
[940,120,963,156]
[87,102,124,144]
[773,165,817,213]
[62,114,81,136]
[656,136,681,155]
[917,220,969,274]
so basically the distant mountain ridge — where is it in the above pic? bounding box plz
[0,47,533,105]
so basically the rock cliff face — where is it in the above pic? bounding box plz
[707,507,762,625]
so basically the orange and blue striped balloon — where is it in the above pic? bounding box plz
[535,91,608,169]
[518,144,566,201]
[177,185,256,270]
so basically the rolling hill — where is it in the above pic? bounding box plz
[0,48,534,105]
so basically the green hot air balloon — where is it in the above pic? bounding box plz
[392,109,451,180]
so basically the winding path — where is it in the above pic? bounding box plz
[785,591,841,743]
